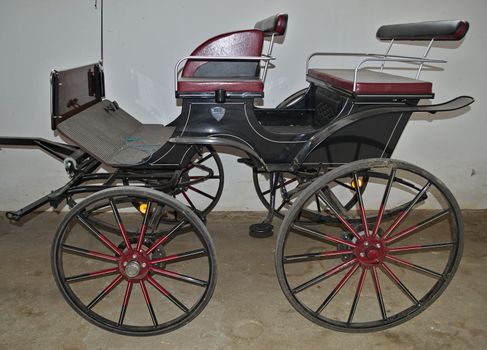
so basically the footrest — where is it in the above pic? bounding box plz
[57,100,175,167]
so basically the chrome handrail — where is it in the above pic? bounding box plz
[174,55,275,92]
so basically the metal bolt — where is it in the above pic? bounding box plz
[376,243,381,248]
[132,254,137,259]
[142,263,147,268]
[359,252,365,258]
[123,261,127,267]
[364,241,369,247]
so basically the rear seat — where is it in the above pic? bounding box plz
[306,20,470,97]
[307,68,433,95]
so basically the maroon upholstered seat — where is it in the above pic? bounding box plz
[178,29,265,94]
[307,69,433,95]
[177,14,288,94]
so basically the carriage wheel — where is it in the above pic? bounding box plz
[172,146,224,218]
[253,169,366,222]
[52,187,217,335]
[252,170,299,219]
[275,159,463,332]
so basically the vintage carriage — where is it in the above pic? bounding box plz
[0,10,473,335]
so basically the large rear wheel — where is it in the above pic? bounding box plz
[275,159,463,332]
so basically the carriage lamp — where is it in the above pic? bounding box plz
[139,202,148,214]
[351,177,364,189]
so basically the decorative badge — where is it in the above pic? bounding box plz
[210,106,226,122]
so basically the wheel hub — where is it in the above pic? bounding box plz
[118,252,150,280]
[125,261,141,278]
[355,237,386,266]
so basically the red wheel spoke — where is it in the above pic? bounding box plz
[118,281,133,326]
[147,275,189,313]
[388,242,454,253]
[276,200,287,213]
[385,209,450,244]
[347,267,368,324]
[62,244,118,263]
[181,191,197,211]
[385,255,442,279]
[262,177,296,196]
[109,200,132,254]
[189,175,221,181]
[284,249,354,264]
[77,214,122,256]
[184,154,212,172]
[139,280,158,326]
[292,258,358,294]
[291,223,356,248]
[136,201,152,253]
[372,168,396,237]
[333,179,354,191]
[381,263,419,305]
[150,248,207,266]
[151,267,207,287]
[87,274,123,309]
[196,153,212,165]
[353,173,369,237]
[381,182,432,240]
[146,219,187,255]
[65,267,119,283]
[315,194,321,212]
[318,192,362,241]
[316,263,360,314]
[188,186,215,200]
[371,267,387,321]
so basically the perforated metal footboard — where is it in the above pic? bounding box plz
[57,100,175,167]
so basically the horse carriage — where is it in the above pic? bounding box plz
[0,10,473,335]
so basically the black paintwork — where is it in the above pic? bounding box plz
[44,61,473,173]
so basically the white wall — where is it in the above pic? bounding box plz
[0,0,486,211]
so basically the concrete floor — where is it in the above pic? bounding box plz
[0,211,486,350]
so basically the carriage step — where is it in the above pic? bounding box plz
[249,223,274,238]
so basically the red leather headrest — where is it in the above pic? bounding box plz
[254,14,288,36]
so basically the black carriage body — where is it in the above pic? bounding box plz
[161,87,417,170]
[47,63,417,172]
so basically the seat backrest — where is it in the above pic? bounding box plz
[181,30,264,78]
[376,20,469,41]
[181,13,288,79]
[51,63,105,130]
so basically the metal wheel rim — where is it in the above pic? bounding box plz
[51,187,217,335]
[275,158,463,332]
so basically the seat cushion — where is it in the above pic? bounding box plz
[307,69,432,95]
[177,77,264,93]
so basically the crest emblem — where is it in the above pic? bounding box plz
[210,106,226,122]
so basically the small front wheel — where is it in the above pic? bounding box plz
[275,159,463,332]
[51,187,217,336]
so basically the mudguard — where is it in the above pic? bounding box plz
[293,95,474,168]
[169,136,269,171]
